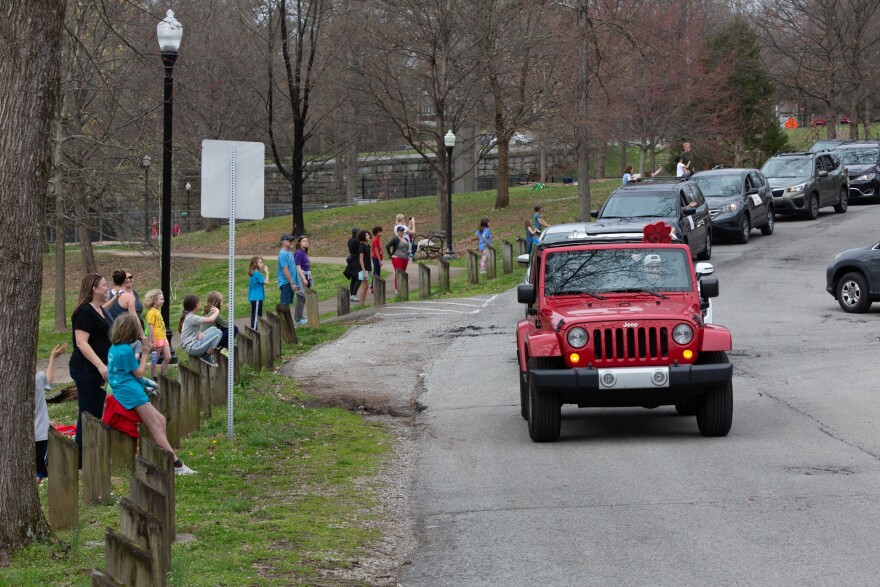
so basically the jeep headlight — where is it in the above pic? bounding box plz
[567,327,589,348]
[672,324,694,345]
[786,183,807,193]
[721,202,739,213]
[855,173,876,181]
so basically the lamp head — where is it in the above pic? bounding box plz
[185,181,191,191]
[444,130,456,149]
[157,9,183,53]
[143,155,151,169]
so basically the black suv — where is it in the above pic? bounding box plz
[833,141,880,204]
[760,151,848,219]
[691,168,775,244]
[592,178,712,260]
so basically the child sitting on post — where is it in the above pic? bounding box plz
[108,313,195,475]
[178,293,222,367]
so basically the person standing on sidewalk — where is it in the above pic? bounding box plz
[277,233,297,307]
[293,236,312,325]
[346,227,361,301]
[247,256,268,330]
[385,225,411,294]
[370,226,384,294]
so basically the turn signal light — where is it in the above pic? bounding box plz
[683,349,693,360]
[569,353,580,364]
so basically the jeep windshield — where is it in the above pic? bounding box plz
[692,175,741,198]
[835,148,879,165]
[543,247,692,295]
[761,157,811,178]
[600,192,677,218]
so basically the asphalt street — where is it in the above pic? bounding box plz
[293,203,880,585]
[397,203,880,586]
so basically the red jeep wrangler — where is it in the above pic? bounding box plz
[516,230,733,442]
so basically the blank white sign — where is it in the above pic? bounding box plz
[200,140,265,219]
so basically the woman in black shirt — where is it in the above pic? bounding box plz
[69,272,112,457]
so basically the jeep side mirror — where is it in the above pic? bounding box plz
[517,253,530,266]
[695,262,714,277]
[700,278,719,298]
[590,209,599,218]
[517,284,536,304]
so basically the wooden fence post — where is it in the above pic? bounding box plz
[516,236,526,255]
[119,496,167,579]
[89,569,123,586]
[487,246,497,279]
[138,439,175,542]
[305,286,320,327]
[265,312,282,360]
[109,427,136,474]
[158,377,181,448]
[82,413,111,505]
[467,250,479,284]
[397,270,409,300]
[439,259,450,292]
[419,263,431,298]
[258,317,274,370]
[503,240,514,274]
[103,527,156,587]
[336,285,351,316]
[179,363,205,427]
[48,429,78,529]
[275,303,298,343]
[373,276,386,306]
[195,362,213,420]
[247,325,267,371]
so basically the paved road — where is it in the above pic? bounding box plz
[384,204,880,585]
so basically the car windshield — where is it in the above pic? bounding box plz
[810,141,841,152]
[543,247,693,295]
[835,148,879,165]
[761,157,811,178]
[692,175,741,198]
[600,192,677,218]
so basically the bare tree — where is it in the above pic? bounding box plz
[0,0,64,556]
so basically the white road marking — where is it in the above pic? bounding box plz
[377,294,499,318]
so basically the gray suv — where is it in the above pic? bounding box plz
[760,151,848,219]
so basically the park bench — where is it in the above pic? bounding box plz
[414,230,446,258]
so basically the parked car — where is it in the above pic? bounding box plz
[810,114,827,127]
[691,168,775,244]
[840,116,851,125]
[760,151,848,219]
[515,232,732,441]
[809,139,854,153]
[825,240,880,313]
[833,141,880,204]
[592,178,712,259]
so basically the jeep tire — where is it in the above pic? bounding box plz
[837,272,871,313]
[695,351,733,437]
[834,187,848,213]
[527,357,561,442]
[805,193,820,220]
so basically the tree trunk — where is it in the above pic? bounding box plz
[0,0,64,555]
[74,183,96,274]
[345,142,357,203]
[494,139,511,209]
[540,144,547,183]
[52,101,67,332]
[576,0,592,222]
[291,137,306,235]
[638,145,647,175]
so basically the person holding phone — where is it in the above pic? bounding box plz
[356,229,371,305]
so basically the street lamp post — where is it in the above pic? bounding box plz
[185,181,191,232]
[142,155,151,245]
[157,9,182,327]
[443,130,456,259]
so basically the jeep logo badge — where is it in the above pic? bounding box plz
[623,322,638,328]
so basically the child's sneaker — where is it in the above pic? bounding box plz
[296,318,308,326]
[174,463,197,475]
[198,354,218,367]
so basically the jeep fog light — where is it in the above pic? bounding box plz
[672,324,694,345]
[567,327,588,348]
[652,370,668,386]
[569,353,580,364]
[601,372,616,387]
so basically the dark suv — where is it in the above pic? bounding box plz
[592,178,712,260]
[691,168,775,244]
[833,141,880,204]
[760,151,848,219]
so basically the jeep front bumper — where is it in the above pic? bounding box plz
[529,363,732,398]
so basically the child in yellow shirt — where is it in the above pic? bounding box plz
[144,289,171,377]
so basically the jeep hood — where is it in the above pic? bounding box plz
[545,297,700,324]
[767,176,811,189]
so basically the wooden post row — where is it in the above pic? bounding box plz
[138,437,176,542]
[245,325,265,371]
[258,316,275,370]
[374,276,386,306]
[503,240,514,274]
[48,429,78,529]
[118,497,167,582]
[467,250,479,284]
[275,303,298,343]
[397,270,409,300]
[439,259,450,292]
[265,311,283,360]
[305,286,320,328]
[82,413,111,505]
[419,263,431,299]
[336,285,351,316]
[159,377,181,449]
[103,527,157,587]
[487,246,497,279]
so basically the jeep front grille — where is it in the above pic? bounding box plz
[592,327,669,361]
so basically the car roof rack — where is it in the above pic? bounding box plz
[537,230,684,250]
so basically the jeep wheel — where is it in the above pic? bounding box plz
[834,187,848,213]
[696,231,712,260]
[735,215,750,244]
[675,400,697,415]
[837,272,871,313]
[760,208,775,235]
[805,193,819,220]
[519,371,528,420]
[527,358,561,442]
[695,351,733,437]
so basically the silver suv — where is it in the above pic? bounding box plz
[760,151,848,220]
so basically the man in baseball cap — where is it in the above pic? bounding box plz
[278,234,296,305]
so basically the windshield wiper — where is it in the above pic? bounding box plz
[606,288,668,299]
[550,290,606,300]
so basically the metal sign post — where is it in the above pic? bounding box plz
[200,140,265,440]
